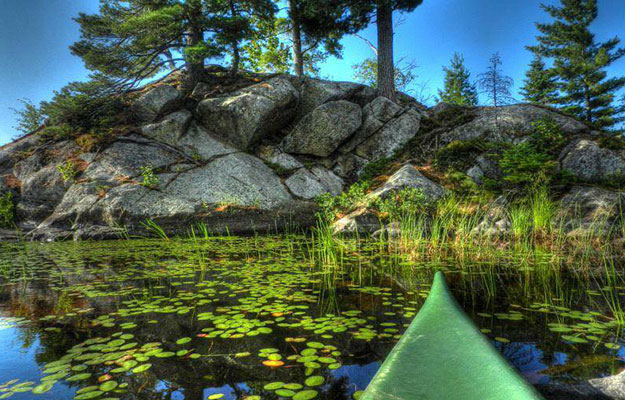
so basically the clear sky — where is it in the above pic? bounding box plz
[1,0,624,145]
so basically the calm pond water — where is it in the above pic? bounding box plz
[0,236,623,399]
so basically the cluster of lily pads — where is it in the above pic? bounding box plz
[0,239,427,399]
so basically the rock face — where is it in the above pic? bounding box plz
[557,186,625,234]
[560,139,625,182]
[368,164,446,201]
[282,100,362,157]
[196,76,299,150]
[440,104,588,144]
[131,85,182,123]
[285,167,344,200]
[4,72,624,242]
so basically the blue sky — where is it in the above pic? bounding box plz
[1,0,624,145]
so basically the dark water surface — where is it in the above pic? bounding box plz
[0,237,623,399]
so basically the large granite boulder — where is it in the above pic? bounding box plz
[34,152,297,240]
[367,164,446,201]
[296,78,376,120]
[176,123,238,161]
[354,107,422,160]
[163,152,292,209]
[440,104,589,144]
[132,85,182,123]
[341,97,403,153]
[140,110,192,146]
[285,167,344,200]
[281,100,362,157]
[257,145,303,171]
[83,135,181,184]
[557,186,625,234]
[560,139,625,182]
[196,76,299,150]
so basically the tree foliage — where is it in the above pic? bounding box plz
[10,99,45,136]
[520,55,559,105]
[477,53,514,108]
[348,0,424,100]
[528,0,625,129]
[71,0,276,91]
[352,57,416,93]
[437,53,478,106]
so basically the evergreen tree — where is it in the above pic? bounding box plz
[437,53,478,106]
[350,0,424,101]
[71,0,276,92]
[285,0,363,77]
[528,0,625,129]
[519,54,559,105]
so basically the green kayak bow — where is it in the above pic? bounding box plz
[361,271,544,400]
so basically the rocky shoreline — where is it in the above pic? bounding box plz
[1,73,625,241]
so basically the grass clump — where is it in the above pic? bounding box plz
[0,193,15,229]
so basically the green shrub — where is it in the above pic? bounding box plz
[41,124,74,141]
[57,160,78,182]
[530,118,566,155]
[374,188,429,220]
[315,181,371,220]
[601,173,625,190]
[140,165,160,189]
[0,193,15,229]
[500,142,556,186]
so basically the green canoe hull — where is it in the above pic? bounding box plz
[361,271,544,400]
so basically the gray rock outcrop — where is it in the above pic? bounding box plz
[132,85,182,123]
[440,104,588,144]
[560,139,625,182]
[281,100,362,157]
[196,76,299,150]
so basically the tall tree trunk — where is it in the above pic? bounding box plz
[376,1,396,101]
[584,85,592,124]
[182,3,204,93]
[229,0,240,77]
[289,0,304,77]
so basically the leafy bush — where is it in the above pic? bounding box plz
[57,160,78,182]
[140,165,160,189]
[315,181,371,220]
[374,188,430,220]
[499,142,556,186]
[0,193,15,229]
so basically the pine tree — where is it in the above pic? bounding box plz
[528,0,625,129]
[350,1,424,101]
[437,53,478,106]
[71,0,276,92]
[285,0,363,77]
[519,55,559,105]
